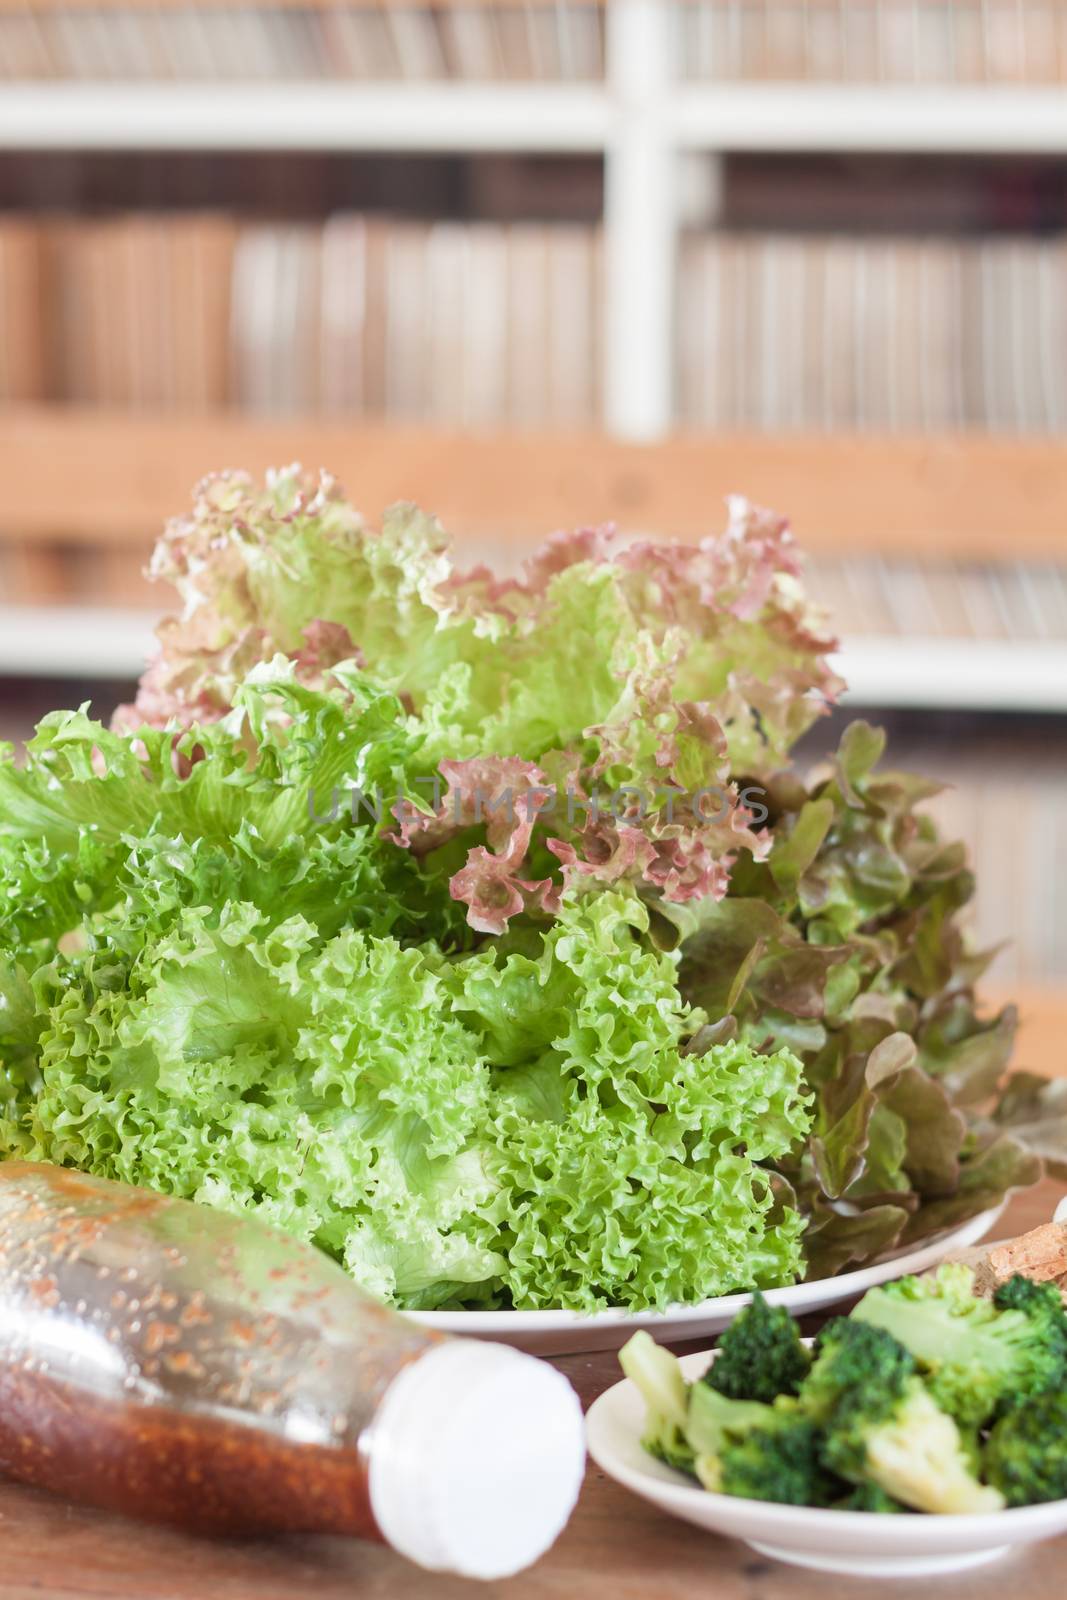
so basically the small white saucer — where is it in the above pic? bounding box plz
[586,1348,1067,1578]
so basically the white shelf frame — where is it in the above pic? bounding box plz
[670,83,1067,154]
[7,73,1064,157]
[603,0,676,439]
[831,639,1067,715]
[6,6,1067,444]
[0,83,612,154]
[0,607,160,680]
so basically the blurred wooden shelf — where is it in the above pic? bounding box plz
[2,408,1066,561]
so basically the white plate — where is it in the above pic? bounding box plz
[587,1346,1067,1578]
[407,1203,1003,1355]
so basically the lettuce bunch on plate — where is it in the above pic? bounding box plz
[0,468,1047,1308]
[0,667,809,1309]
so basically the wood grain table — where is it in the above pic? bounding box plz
[0,1179,1064,1600]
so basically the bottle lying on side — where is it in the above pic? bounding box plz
[0,1161,585,1579]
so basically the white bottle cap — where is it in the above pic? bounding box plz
[368,1339,586,1579]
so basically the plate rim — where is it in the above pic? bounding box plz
[406,1199,1005,1332]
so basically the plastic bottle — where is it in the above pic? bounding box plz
[0,1162,585,1578]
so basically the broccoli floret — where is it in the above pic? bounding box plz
[687,1382,839,1506]
[686,1377,777,1457]
[800,1317,1003,1514]
[993,1273,1057,1315]
[620,1332,828,1502]
[829,1380,1004,1515]
[851,1264,1067,1427]
[619,1331,694,1473]
[802,1317,916,1422]
[984,1391,1067,1506]
[706,1292,811,1404]
[993,1273,1067,1369]
[834,1482,908,1514]
[702,1415,837,1506]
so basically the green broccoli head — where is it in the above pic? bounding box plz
[851,1264,1067,1427]
[621,1334,823,1499]
[992,1274,1060,1315]
[687,1382,839,1506]
[799,1316,1003,1514]
[706,1291,812,1405]
[802,1317,916,1425]
[993,1274,1067,1368]
[710,1414,840,1507]
[823,1377,1004,1515]
[984,1391,1067,1507]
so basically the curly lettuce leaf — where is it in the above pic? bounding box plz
[6,878,811,1312]
[117,469,841,931]
[1,659,423,857]
[0,664,472,978]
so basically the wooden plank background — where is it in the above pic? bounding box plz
[3,410,1066,559]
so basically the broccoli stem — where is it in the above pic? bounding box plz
[861,1385,1005,1515]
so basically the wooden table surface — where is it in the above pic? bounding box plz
[1,1179,1064,1600]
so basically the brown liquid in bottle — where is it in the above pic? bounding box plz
[0,1162,439,1537]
